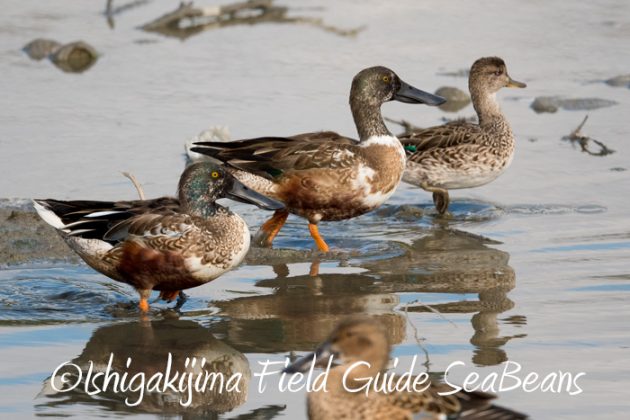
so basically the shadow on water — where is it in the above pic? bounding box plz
[35,318,284,418]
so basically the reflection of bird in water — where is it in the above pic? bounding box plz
[363,228,526,366]
[214,265,405,352]
[284,316,528,420]
[38,319,252,417]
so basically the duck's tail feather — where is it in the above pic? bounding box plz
[33,199,132,243]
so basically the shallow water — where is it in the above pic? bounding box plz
[1,0,630,419]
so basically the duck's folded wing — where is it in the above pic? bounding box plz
[33,198,180,244]
[192,131,361,179]
[104,212,200,248]
[401,123,484,163]
[387,382,527,419]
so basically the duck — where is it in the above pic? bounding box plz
[191,66,445,252]
[284,316,528,420]
[33,162,283,313]
[399,57,526,215]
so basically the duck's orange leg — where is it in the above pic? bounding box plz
[138,289,151,313]
[308,223,330,252]
[254,209,289,247]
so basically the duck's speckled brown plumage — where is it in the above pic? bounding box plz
[286,317,528,420]
[192,66,445,250]
[34,162,282,312]
[400,57,526,214]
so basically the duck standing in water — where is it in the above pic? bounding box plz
[34,162,283,313]
[284,316,528,420]
[192,66,445,252]
[400,57,526,215]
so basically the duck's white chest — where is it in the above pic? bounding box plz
[354,135,406,208]
[186,215,250,281]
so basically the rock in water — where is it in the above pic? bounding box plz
[435,86,471,112]
[50,41,99,73]
[604,74,630,87]
[23,38,61,60]
[531,96,617,113]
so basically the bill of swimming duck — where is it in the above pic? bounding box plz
[284,316,528,420]
[191,66,445,252]
[34,162,283,313]
[400,57,526,215]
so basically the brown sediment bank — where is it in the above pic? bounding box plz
[0,203,78,266]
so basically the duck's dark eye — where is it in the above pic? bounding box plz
[494,70,503,76]
[382,75,391,83]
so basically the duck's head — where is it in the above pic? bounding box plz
[350,66,446,107]
[469,57,526,94]
[179,162,284,214]
[284,316,390,379]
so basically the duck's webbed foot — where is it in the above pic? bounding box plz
[159,290,180,302]
[174,291,188,310]
[432,190,450,215]
[420,182,450,215]
[253,209,289,247]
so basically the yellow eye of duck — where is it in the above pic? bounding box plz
[211,171,220,178]
[382,75,391,83]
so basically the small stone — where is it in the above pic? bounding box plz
[22,38,61,60]
[50,41,99,73]
[434,86,471,113]
[605,74,630,87]
[531,96,617,113]
[531,97,559,113]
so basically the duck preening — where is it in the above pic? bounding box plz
[192,66,445,252]
[400,57,526,215]
[284,316,528,420]
[34,162,283,313]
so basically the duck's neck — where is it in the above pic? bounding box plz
[470,86,508,129]
[351,100,391,140]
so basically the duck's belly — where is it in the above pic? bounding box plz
[404,153,513,190]
[280,165,402,222]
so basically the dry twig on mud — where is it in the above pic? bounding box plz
[563,115,615,156]
[141,0,364,39]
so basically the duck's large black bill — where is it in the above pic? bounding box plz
[394,80,446,106]
[226,178,284,211]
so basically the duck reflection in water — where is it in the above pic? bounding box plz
[363,228,527,366]
[214,263,406,353]
[36,319,263,418]
[215,227,525,365]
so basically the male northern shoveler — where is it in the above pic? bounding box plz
[33,162,283,313]
[284,316,528,420]
[191,66,445,252]
[400,57,526,215]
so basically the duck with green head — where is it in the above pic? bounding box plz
[192,66,445,252]
[400,57,527,215]
[34,162,283,313]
